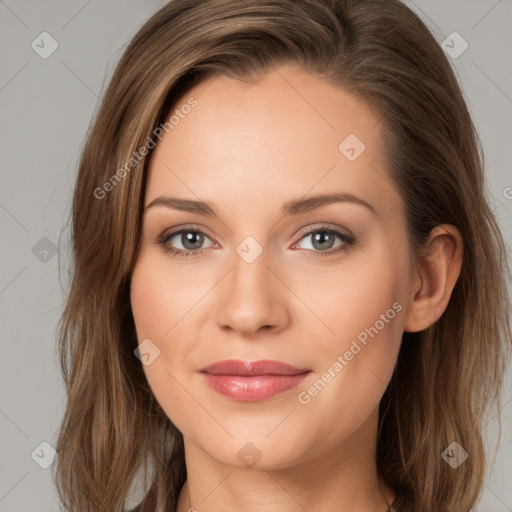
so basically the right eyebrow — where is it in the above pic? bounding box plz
[145,196,218,216]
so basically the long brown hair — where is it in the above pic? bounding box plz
[53,1,512,510]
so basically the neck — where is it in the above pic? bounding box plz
[176,409,396,512]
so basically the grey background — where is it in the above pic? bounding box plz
[0,0,511,510]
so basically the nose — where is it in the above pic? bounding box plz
[214,246,291,338]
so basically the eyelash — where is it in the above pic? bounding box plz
[156,224,356,259]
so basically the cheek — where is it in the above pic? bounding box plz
[296,234,407,352]
[130,255,201,432]
[325,268,403,384]
[130,270,171,340]
[130,250,206,340]
[292,275,404,449]
[298,241,406,403]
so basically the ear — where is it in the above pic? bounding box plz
[403,224,463,333]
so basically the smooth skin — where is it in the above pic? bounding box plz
[130,63,463,512]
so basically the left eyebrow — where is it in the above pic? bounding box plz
[144,192,377,217]
[280,192,377,217]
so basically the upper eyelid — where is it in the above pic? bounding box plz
[295,223,351,238]
[161,224,217,242]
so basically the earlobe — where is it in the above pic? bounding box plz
[403,224,463,333]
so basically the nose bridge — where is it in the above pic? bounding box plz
[215,237,288,335]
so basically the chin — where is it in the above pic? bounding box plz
[190,425,314,471]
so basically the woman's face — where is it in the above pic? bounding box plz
[130,63,414,470]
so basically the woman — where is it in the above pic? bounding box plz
[53,1,512,511]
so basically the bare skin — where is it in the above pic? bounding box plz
[130,63,463,512]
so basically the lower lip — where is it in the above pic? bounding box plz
[201,372,311,401]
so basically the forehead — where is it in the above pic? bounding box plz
[145,64,400,222]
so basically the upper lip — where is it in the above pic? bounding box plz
[199,359,310,376]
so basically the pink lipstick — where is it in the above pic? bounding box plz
[198,359,311,402]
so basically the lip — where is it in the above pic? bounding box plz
[199,359,311,402]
